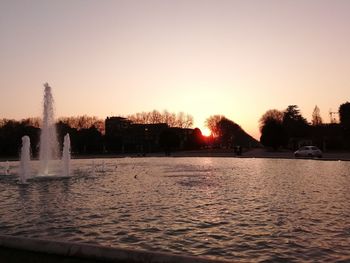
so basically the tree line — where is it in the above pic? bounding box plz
[1,103,350,157]
[0,111,196,157]
[0,116,105,157]
[127,110,193,128]
[259,102,350,150]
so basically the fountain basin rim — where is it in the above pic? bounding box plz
[0,235,230,263]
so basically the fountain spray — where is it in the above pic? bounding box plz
[39,83,59,175]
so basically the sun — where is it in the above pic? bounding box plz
[201,127,212,137]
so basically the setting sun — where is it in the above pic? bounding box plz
[201,127,212,137]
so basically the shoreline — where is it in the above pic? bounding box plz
[2,148,350,162]
[172,148,350,161]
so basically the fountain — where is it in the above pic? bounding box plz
[62,134,71,176]
[19,136,31,183]
[39,83,59,175]
[18,83,71,181]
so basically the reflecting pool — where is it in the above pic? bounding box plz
[0,157,349,262]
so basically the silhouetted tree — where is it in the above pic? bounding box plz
[162,110,177,127]
[312,105,323,126]
[217,118,237,147]
[58,115,104,134]
[283,105,308,127]
[259,109,287,150]
[0,120,20,156]
[56,121,78,154]
[339,102,350,148]
[175,112,193,128]
[259,109,284,131]
[127,110,193,128]
[282,105,309,145]
[205,115,225,137]
[186,128,205,149]
[149,110,162,124]
[0,119,40,156]
[339,102,350,130]
[22,125,40,157]
[21,117,41,128]
[260,121,288,150]
[206,116,259,148]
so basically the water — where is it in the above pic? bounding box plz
[62,134,71,176]
[39,83,59,175]
[0,157,349,262]
[3,161,10,175]
[19,136,31,183]
[22,83,69,178]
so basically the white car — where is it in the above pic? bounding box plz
[294,146,322,158]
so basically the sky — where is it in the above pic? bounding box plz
[1,0,350,139]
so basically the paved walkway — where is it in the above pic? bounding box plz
[172,148,350,161]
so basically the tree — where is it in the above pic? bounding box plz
[175,112,193,128]
[127,110,193,128]
[149,110,162,124]
[260,121,288,150]
[339,102,350,148]
[311,105,322,126]
[205,115,259,148]
[283,105,307,124]
[282,105,309,139]
[21,117,41,128]
[259,109,284,132]
[339,102,350,130]
[0,119,40,157]
[185,128,205,149]
[205,115,225,137]
[259,109,287,150]
[217,118,237,147]
[56,121,78,154]
[58,115,104,134]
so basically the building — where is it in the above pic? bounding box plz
[105,117,168,153]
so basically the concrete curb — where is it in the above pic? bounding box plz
[0,235,231,263]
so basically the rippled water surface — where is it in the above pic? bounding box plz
[1,157,350,262]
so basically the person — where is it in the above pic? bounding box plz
[237,146,242,156]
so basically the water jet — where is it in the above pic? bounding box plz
[18,83,71,181]
[19,136,31,183]
[62,133,71,176]
[39,83,59,175]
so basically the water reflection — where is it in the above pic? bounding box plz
[0,158,350,261]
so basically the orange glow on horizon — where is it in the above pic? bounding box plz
[201,127,212,137]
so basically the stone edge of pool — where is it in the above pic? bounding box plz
[0,235,231,263]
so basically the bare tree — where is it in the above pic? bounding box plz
[162,111,177,127]
[311,105,322,126]
[127,110,194,128]
[205,115,225,137]
[183,114,194,128]
[21,117,42,128]
[58,115,104,133]
[150,110,162,124]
